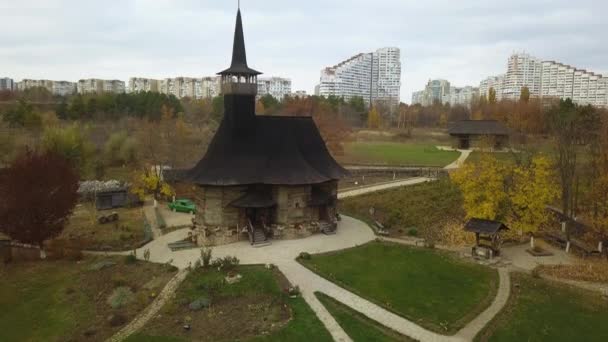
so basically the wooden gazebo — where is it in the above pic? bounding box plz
[464,218,509,257]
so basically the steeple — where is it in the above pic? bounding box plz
[218,8,261,77]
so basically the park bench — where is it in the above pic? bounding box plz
[570,238,601,258]
[544,231,568,249]
[167,240,197,251]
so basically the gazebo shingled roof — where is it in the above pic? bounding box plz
[464,218,509,234]
[448,120,509,136]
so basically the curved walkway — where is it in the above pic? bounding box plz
[338,177,433,199]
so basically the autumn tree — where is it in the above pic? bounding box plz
[488,87,497,104]
[509,155,559,236]
[451,153,509,220]
[367,106,381,129]
[41,123,95,176]
[547,99,591,234]
[520,87,530,103]
[0,150,79,257]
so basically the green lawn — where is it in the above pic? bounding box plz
[316,293,415,342]
[300,242,498,334]
[342,142,460,167]
[339,179,464,240]
[476,273,608,342]
[0,257,176,342]
[129,265,332,342]
[466,151,519,164]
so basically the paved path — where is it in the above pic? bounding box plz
[442,148,472,170]
[338,177,433,199]
[107,269,189,342]
[454,268,510,341]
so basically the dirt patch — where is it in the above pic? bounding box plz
[140,266,294,341]
[56,204,146,251]
[538,261,608,284]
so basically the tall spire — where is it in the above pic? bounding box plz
[218,7,261,76]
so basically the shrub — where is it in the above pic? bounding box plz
[200,247,212,268]
[211,256,239,271]
[407,228,419,237]
[298,252,311,260]
[111,275,129,287]
[106,286,134,309]
[124,253,137,265]
[440,221,476,247]
[143,249,151,262]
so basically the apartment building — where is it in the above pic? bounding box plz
[0,77,14,91]
[442,86,480,107]
[257,77,292,100]
[482,53,608,107]
[158,77,221,99]
[319,47,402,106]
[16,79,76,96]
[502,53,542,100]
[479,75,505,100]
[410,79,451,106]
[128,78,160,93]
[77,79,125,94]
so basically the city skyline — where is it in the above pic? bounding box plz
[2,0,607,103]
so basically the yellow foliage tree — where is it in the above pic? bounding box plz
[509,155,559,235]
[367,106,381,129]
[451,153,508,220]
[131,169,174,201]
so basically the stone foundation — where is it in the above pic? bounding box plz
[192,221,324,247]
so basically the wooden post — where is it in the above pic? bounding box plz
[599,241,603,253]
[530,236,535,249]
[566,241,571,253]
[475,233,480,246]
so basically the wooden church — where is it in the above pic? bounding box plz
[184,8,348,246]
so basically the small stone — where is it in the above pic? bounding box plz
[189,297,211,311]
[183,324,191,331]
[107,314,127,327]
[83,329,97,337]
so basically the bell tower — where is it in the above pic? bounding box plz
[218,7,261,135]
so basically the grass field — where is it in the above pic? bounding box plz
[300,242,498,334]
[129,265,332,342]
[339,179,464,240]
[341,142,460,167]
[0,256,176,342]
[476,273,608,342]
[57,204,145,251]
[316,293,415,341]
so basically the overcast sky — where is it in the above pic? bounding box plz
[2,0,607,103]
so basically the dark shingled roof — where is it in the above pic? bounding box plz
[218,9,261,76]
[464,218,509,234]
[448,120,509,136]
[186,115,348,186]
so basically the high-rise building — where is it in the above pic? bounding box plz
[442,86,480,107]
[128,78,160,93]
[257,77,292,100]
[16,79,76,96]
[78,79,125,94]
[410,79,451,106]
[372,47,402,107]
[319,47,401,106]
[0,78,14,91]
[481,53,608,107]
[502,53,542,100]
[479,75,505,100]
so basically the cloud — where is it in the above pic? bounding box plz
[1,0,606,102]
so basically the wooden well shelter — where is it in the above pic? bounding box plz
[464,218,509,257]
